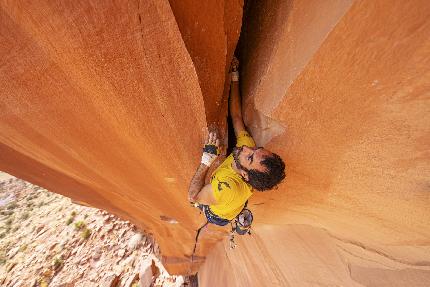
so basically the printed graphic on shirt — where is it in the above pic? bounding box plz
[217,180,231,192]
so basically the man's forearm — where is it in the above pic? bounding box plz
[229,80,246,135]
[188,163,210,202]
[229,81,242,120]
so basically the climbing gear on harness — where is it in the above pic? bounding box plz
[229,233,237,249]
[229,208,253,249]
[234,208,253,235]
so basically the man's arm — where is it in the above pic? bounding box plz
[188,163,209,202]
[188,132,219,205]
[190,182,217,205]
[229,58,246,136]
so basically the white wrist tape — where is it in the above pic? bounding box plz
[201,153,217,166]
[231,71,239,82]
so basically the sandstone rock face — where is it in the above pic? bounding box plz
[0,0,242,274]
[169,0,243,125]
[1,0,429,284]
[199,0,430,285]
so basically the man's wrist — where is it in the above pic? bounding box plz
[195,163,210,174]
[201,153,216,166]
[201,143,219,166]
[231,71,239,82]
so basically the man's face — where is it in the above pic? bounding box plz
[233,145,272,173]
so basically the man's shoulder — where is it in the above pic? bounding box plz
[236,131,256,148]
[211,155,236,183]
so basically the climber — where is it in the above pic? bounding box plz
[188,57,286,227]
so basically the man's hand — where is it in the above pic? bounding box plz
[188,131,220,203]
[201,132,220,167]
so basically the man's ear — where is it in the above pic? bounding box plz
[240,170,249,181]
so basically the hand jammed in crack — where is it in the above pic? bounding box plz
[230,56,239,82]
[201,132,220,167]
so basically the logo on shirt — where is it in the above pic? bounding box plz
[217,180,231,192]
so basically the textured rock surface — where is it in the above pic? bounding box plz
[0,0,242,274]
[0,173,182,286]
[199,0,430,285]
[1,0,430,284]
[169,0,243,125]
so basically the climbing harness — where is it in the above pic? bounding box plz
[190,202,254,268]
[198,204,230,226]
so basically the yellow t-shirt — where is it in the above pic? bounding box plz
[209,131,256,220]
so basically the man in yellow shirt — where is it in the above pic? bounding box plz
[188,58,286,226]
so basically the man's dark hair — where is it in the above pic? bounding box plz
[246,153,286,191]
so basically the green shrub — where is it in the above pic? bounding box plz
[6,203,17,210]
[81,228,91,240]
[0,251,5,265]
[37,201,45,208]
[66,217,74,225]
[6,218,13,225]
[52,257,63,270]
[3,210,13,216]
[74,221,86,230]
[71,211,77,217]
[39,278,48,287]
[21,212,30,220]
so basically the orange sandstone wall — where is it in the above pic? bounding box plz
[0,0,242,274]
[199,0,430,285]
[1,0,429,283]
[169,0,243,125]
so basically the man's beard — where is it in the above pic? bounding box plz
[233,146,247,171]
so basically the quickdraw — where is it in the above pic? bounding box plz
[229,208,253,249]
